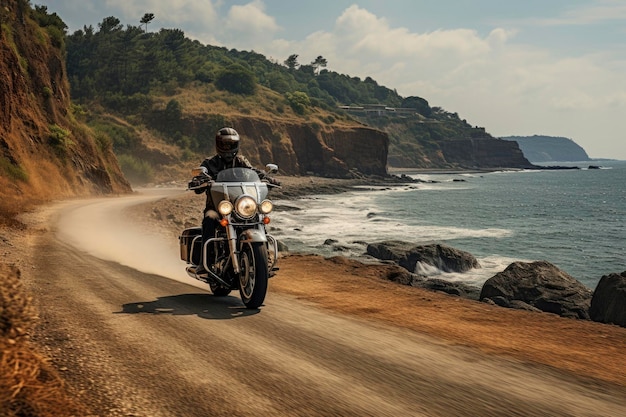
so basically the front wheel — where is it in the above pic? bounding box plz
[238,242,268,309]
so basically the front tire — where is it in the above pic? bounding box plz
[238,242,268,309]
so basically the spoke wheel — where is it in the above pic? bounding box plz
[239,242,268,309]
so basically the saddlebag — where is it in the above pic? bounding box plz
[179,227,202,264]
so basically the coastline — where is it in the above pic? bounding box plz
[130,178,626,387]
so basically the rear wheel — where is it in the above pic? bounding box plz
[239,242,268,309]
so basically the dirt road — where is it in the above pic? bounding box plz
[23,190,626,416]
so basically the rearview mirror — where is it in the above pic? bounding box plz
[191,166,208,176]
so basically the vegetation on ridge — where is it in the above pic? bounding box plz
[61,12,503,181]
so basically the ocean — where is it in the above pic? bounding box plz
[271,160,626,290]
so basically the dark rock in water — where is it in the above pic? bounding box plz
[480,261,592,319]
[365,241,482,299]
[323,239,338,245]
[375,265,480,299]
[412,277,481,300]
[366,241,480,273]
[588,165,601,169]
[589,271,626,327]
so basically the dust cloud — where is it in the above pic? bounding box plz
[55,188,205,289]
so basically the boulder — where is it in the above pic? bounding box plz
[366,241,480,274]
[412,277,481,300]
[589,271,626,327]
[480,261,593,319]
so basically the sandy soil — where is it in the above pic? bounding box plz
[132,175,626,387]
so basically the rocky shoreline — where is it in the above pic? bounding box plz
[145,173,626,328]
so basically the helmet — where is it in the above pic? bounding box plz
[215,127,240,162]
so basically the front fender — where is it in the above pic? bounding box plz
[239,228,267,243]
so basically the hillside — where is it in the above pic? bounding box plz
[501,135,591,163]
[0,1,131,224]
[62,16,533,183]
[1,2,131,414]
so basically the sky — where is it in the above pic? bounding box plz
[41,0,626,159]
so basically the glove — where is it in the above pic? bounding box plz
[188,176,209,193]
[268,177,281,186]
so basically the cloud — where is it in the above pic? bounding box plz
[534,0,626,25]
[215,0,281,47]
[225,1,280,34]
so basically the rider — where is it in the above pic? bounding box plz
[190,127,278,273]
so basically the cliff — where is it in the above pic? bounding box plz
[439,137,533,169]
[501,135,591,163]
[367,117,533,170]
[212,116,388,178]
[0,1,131,221]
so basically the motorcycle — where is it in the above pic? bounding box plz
[179,164,280,309]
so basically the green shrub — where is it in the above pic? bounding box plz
[323,115,335,125]
[0,156,28,182]
[48,124,73,148]
[117,154,154,184]
[181,148,195,161]
[94,131,113,152]
[42,86,52,99]
[102,93,152,115]
[286,91,310,115]
[45,25,64,48]
[90,120,140,151]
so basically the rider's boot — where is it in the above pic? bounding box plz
[196,263,207,275]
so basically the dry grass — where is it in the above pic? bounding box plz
[152,82,355,127]
[0,264,89,417]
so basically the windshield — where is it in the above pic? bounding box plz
[215,167,260,183]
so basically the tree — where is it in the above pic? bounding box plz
[284,54,299,71]
[285,91,310,115]
[402,96,432,116]
[215,64,257,95]
[98,16,122,33]
[140,13,155,32]
[311,55,327,75]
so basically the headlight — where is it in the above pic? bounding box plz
[259,199,273,214]
[235,196,257,218]
[218,201,233,216]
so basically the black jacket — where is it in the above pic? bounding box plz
[199,154,260,211]
[200,154,256,178]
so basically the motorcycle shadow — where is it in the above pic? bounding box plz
[116,293,260,320]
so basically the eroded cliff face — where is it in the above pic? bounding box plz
[0,1,130,219]
[188,116,389,178]
[440,138,533,169]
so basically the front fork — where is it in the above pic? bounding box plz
[233,224,269,274]
[225,223,241,273]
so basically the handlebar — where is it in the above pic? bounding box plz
[187,174,281,191]
[187,174,212,191]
